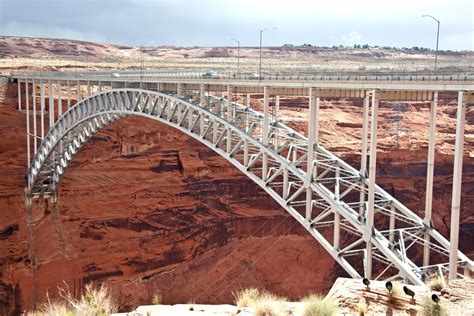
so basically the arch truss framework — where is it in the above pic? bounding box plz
[14,75,474,288]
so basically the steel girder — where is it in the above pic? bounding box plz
[26,89,473,286]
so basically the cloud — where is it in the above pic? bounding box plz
[341,32,362,46]
[0,21,107,43]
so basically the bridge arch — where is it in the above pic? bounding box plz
[26,88,472,287]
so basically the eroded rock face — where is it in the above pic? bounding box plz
[0,83,472,314]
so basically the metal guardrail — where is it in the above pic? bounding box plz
[10,70,474,83]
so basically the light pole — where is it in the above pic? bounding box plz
[422,15,440,71]
[140,41,154,88]
[259,27,277,79]
[226,37,240,76]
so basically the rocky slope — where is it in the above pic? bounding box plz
[0,79,472,314]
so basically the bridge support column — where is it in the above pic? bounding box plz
[177,83,183,98]
[262,86,269,181]
[274,95,280,150]
[389,204,396,245]
[199,84,205,135]
[32,79,37,154]
[226,85,233,153]
[40,80,45,139]
[26,79,30,169]
[49,80,54,127]
[334,167,341,250]
[87,80,91,96]
[66,80,71,109]
[58,81,62,118]
[359,93,370,219]
[17,79,22,111]
[306,87,317,220]
[365,89,378,279]
[449,91,466,281]
[423,91,438,267]
[77,80,81,102]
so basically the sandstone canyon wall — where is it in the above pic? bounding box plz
[0,81,472,314]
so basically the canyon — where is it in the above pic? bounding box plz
[0,78,472,314]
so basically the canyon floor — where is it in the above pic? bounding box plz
[0,37,473,314]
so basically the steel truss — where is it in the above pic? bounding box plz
[26,88,473,286]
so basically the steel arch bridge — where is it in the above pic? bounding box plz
[23,87,473,287]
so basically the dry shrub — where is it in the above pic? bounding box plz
[233,288,288,316]
[427,276,445,292]
[30,283,117,316]
[302,293,339,316]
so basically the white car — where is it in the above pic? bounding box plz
[111,73,120,78]
[202,71,218,79]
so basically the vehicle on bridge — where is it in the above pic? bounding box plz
[202,70,218,78]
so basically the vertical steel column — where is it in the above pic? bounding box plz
[274,95,280,150]
[200,84,205,135]
[389,204,396,244]
[448,91,466,281]
[98,81,102,92]
[226,85,233,153]
[32,79,37,154]
[334,167,341,249]
[49,80,54,127]
[58,81,62,118]
[77,80,81,102]
[177,83,183,97]
[40,80,45,139]
[306,88,317,220]
[26,79,30,168]
[262,86,269,181]
[423,92,438,267]
[283,168,289,199]
[365,90,378,279]
[87,80,91,96]
[359,94,370,217]
[66,80,71,109]
[313,95,320,179]
[17,79,22,111]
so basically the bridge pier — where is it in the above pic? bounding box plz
[423,91,438,267]
[359,93,370,219]
[306,87,317,220]
[262,87,270,181]
[365,89,379,279]
[26,79,30,168]
[17,78,22,111]
[449,91,466,281]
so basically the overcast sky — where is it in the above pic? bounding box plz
[0,0,473,50]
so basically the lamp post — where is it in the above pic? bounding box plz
[140,41,155,88]
[226,37,240,76]
[422,15,440,71]
[259,27,277,79]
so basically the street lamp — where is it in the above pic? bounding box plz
[422,15,440,71]
[259,27,277,79]
[140,41,155,88]
[226,37,240,76]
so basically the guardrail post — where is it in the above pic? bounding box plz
[423,91,438,267]
[449,91,466,281]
